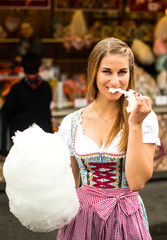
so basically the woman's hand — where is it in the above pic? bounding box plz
[126,93,155,191]
[128,93,152,126]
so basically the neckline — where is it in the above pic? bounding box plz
[79,109,106,150]
[72,109,126,157]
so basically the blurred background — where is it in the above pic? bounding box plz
[0,0,167,239]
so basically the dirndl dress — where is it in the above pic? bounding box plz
[57,109,160,240]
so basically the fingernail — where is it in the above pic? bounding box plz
[138,94,140,97]
[133,92,136,94]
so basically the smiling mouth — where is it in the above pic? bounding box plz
[107,87,122,93]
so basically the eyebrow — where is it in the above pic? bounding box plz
[101,67,128,70]
[102,67,111,70]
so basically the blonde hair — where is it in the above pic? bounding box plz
[87,37,135,152]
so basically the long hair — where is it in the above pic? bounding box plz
[87,37,135,152]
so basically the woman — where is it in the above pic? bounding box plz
[57,38,160,239]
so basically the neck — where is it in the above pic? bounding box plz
[94,98,119,116]
[93,100,118,122]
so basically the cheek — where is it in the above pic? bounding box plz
[96,73,104,87]
[121,75,130,86]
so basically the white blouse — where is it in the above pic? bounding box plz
[58,109,160,156]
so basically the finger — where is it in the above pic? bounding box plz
[144,96,152,107]
[140,98,152,116]
[135,94,143,107]
[141,96,152,110]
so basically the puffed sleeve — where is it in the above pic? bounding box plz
[142,111,160,146]
[58,113,74,156]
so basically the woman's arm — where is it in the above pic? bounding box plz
[125,94,156,192]
[70,156,81,189]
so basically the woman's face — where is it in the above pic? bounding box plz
[96,54,130,100]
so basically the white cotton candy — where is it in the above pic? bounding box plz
[124,89,137,113]
[3,124,80,232]
[109,88,137,112]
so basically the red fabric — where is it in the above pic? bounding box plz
[57,185,152,240]
[27,74,39,81]
[25,74,42,90]
[83,185,140,221]
[89,162,116,188]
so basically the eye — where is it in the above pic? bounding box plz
[119,70,127,74]
[103,70,112,74]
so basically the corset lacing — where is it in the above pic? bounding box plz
[89,162,116,188]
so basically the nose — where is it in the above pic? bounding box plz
[110,74,119,87]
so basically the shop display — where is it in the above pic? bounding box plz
[0,61,13,75]
[54,18,154,45]
[0,61,24,106]
[0,0,51,9]
[63,10,93,51]
[51,19,65,38]
[3,124,79,231]
[135,65,160,104]
[4,16,20,33]
[131,39,155,66]
[0,62,22,108]
[55,0,121,10]
[129,0,166,13]
[153,15,167,95]
[0,25,7,38]
[0,0,166,175]
[63,74,87,101]
[130,38,162,103]
[57,76,63,109]
[154,113,167,171]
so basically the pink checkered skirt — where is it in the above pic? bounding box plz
[57,184,152,240]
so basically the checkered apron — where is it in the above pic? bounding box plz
[57,184,152,240]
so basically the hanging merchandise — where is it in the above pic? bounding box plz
[153,15,167,95]
[4,16,20,33]
[63,10,93,51]
[130,38,161,103]
[131,39,155,66]
[51,19,65,38]
[70,10,88,37]
[154,113,167,171]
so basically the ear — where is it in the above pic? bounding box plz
[153,38,167,56]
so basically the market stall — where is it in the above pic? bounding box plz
[0,0,167,183]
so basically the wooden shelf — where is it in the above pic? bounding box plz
[0,37,149,44]
[0,38,62,43]
[0,38,100,44]
[152,105,167,113]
